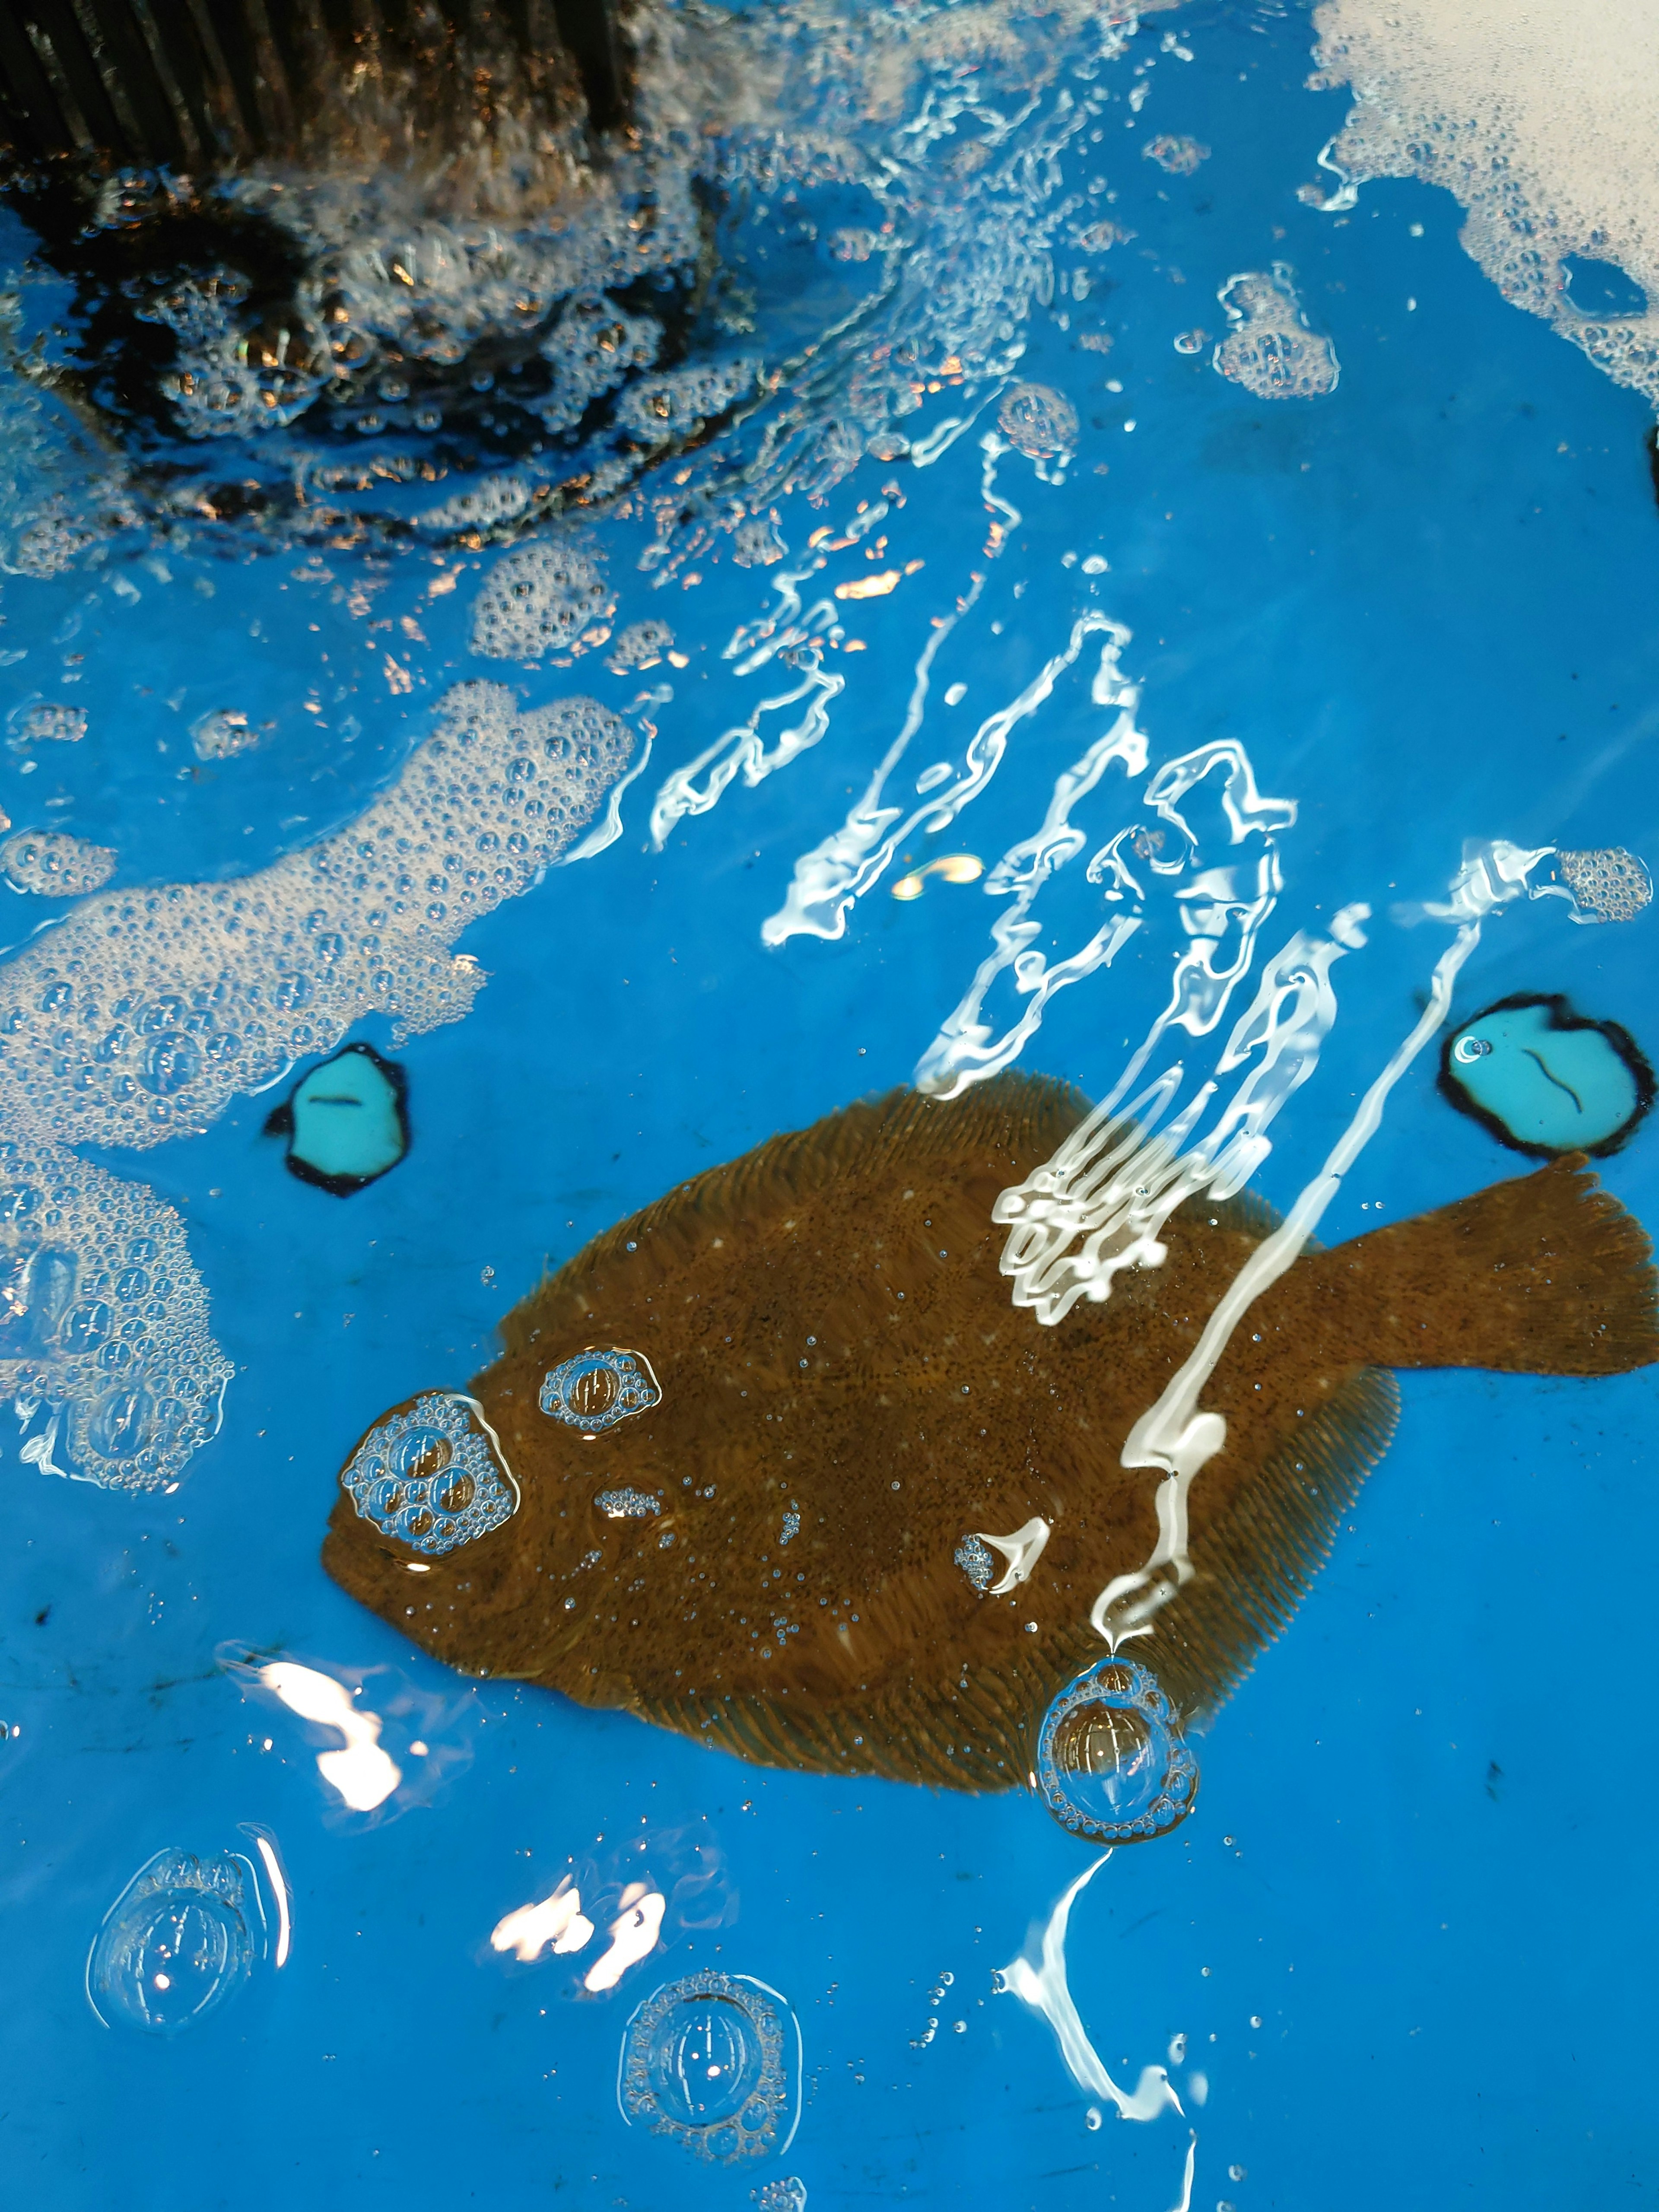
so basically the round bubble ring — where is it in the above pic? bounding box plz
[1035,1654,1198,1845]
[340,1390,519,1556]
[86,1847,255,2035]
[619,1969,798,2164]
[541,1346,661,1432]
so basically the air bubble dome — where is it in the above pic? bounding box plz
[619,1970,800,2164]
[1035,1654,1198,1845]
[87,1847,254,2036]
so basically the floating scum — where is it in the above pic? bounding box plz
[324,1068,1659,1831]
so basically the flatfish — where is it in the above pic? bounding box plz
[322,1075,1657,1793]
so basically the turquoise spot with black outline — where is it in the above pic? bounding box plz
[264,1042,409,1195]
[1439,994,1653,1159]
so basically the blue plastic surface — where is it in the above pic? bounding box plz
[0,7,1655,2210]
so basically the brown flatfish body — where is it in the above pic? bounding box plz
[322,1074,1658,1795]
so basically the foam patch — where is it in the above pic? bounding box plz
[1313,0,1659,402]
[0,680,633,1153]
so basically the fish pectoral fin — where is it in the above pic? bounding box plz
[1291,1155,1659,1377]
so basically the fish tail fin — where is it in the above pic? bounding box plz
[1298,1156,1659,1376]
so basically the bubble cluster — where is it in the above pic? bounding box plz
[997,382,1080,459]
[470,542,617,661]
[10,702,87,746]
[0,1142,232,1492]
[613,360,758,446]
[341,1391,518,1556]
[0,680,633,1154]
[1555,846,1653,923]
[149,269,329,439]
[620,1970,800,2164]
[1,830,117,897]
[608,619,675,671]
[86,1847,255,2035]
[1314,0,1659,405]
[953,1534,995,1593]
[191,708,258,761]
[732,517,786,568]
[537,293,664,438]
[11,512,99,578]
[540,1347,662,1431]
[1212,266,1340,399]
[596,1486,663,1519]
[1035,1656,1198,1846]
[1142,134,1210,175]
[753,2182,808,2212]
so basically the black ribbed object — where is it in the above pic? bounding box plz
[0,0,627,168]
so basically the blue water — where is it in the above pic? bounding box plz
[3,4,1656,2206]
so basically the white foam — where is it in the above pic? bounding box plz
[1313,0,1659,400]
[0,1141,232,1492]
[471,543,617,661]
[0,681,632,1157]
[1,831,116,898]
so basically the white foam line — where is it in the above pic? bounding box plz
[995,1854,1182,2123]
[649,656,843,850]
[254,1834,292,1967]
[1093,837,1548,1644]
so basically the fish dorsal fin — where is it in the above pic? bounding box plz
[498,1071,1090,1362]
[1151,1364,1402,1724]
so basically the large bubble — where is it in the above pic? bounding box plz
[86,1847,257,2036]
[1035,1655,1198,1845]
[619,1970,801,2164]
[540,1346,662,1432]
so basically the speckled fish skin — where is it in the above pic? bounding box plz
[322,1076,1659,1792]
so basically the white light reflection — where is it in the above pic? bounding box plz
[1091,838,1550,1647]
[249,1832,292,1968]
[492,1876,596,1963]
[583,1881,667,1993]
[995,1855,1181,2123]
[258,1662,401,1812]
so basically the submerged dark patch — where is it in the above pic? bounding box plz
[265,1042,409,1196]
[322,1075,1659,1811]
[1439,993,1654,1159]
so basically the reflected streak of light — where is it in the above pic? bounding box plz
[259,1662,402,1812]
[583,1884,667,1993]
[995,1855,1181,2123]
[491,1879,597,1963]
[253,1834,292,1967]
[1169,2131,1198,2212]
[891,854,984,899]
[834,570,901,601]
